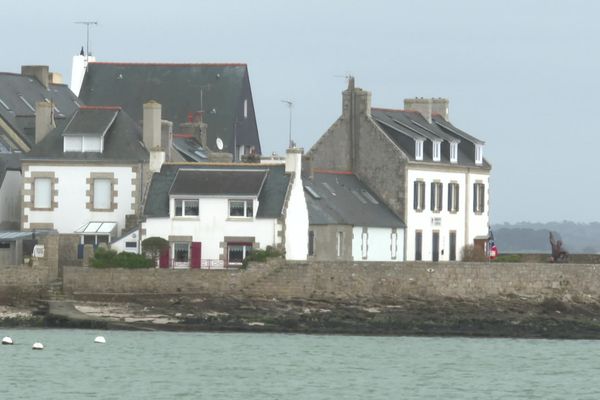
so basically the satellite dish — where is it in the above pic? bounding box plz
[216,138,224,151]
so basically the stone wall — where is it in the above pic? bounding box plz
[0,265,49,304]
[62,260,600,303]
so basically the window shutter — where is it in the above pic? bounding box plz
[430,182,435,211]
[480,184,485,212]
[437,183,442,211]
[447,183,451,211]
[159,247,170,268]
[413,181,418,210]
[473,183,477,212]
[456,184,460,212]
[190,242,202,269]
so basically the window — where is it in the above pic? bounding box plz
[0,242,10,249]
[432,141,441,162]
[83,136,102,152]
[450,143,458,163]
[390,232,398,260]
[93,179,112,210]
[336,232,343,257]
[415,140,424,160]
[125,242,137,248]
[243,99,248,119]
[448,182,459,213]
[33,178,52,209]
[473,183,485,213]
[308,230,315,256]
[430,182,442,213]
[82,235,109,245]
[415,231,422,261]
[174,199,199,217]
[228,243,252,265]
[229,199,253,218]
[64,136,83,152]
[0,98,10,111]
[361,231,368,259]
[173,242,190,267]
[413,180,425,211]
[475,144,483,165]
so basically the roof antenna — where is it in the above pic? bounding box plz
[281,100,293,148]
[74,21,98,63]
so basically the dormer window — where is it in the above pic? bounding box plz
[415,140,424,161]
[475,144,483,165]
[432,141,441,162]
[450,142,458,163]
[63,135,103,153]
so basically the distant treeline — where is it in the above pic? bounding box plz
[492,221,600,254]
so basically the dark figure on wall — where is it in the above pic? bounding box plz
[549,231,569,263]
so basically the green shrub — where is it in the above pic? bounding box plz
[494,254,523,263]
[242,246,282,268]
[91,248,154,269]
[141,237,169,265]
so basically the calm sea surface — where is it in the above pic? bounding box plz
[0,329,599,399]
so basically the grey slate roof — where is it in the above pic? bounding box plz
[169,169,267,196]
[63,108,118,136]
[303,172,405,228]
[371,108,490,168]
[0,72,79,147]
[78,62,261,154]
[0,152,21,187]
[23,107,148,163]
[172,136,208,161]
[144,164,290,219]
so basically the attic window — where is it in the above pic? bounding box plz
[415,140,424,161]
[322,182,336,196]
[304,186,320,199]
[0,98,10,111]
[450,143,458,163]
[19,95,35,112]
[433,141,441,162]
[361,190,379,205]
[351,189,367,204]
[475,144,483,165]
[243,99,248,119]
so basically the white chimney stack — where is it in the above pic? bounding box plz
[284,147,309,260]
[144,101,165,172]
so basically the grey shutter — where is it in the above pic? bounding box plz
[413,181,418,210]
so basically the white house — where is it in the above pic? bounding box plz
[20,101,165,247]
[308,79,491,261]
[141,156,301,268]
[0,153,21,230]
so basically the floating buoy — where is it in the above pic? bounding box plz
[94,336,106,344]
[32,342,44,350]
[2,336,13,345]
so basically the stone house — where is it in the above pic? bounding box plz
[308,79,491,261]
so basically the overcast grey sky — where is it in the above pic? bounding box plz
[2,0,598,224]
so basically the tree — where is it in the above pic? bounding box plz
[141,237,169,266]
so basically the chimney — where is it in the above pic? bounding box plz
[342,78,372,118]
[21,65,49,89]
[284,147,308,261]
[35,101,55,143]
[431,98,449,121]
[143,101,162,150]
[48,72,63,85]
[404,98,433,123]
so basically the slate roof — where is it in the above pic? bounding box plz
[78,62,261,154]
[371,108,490,168]
[303,172,405,228]
[169,169,267,196]
[23,106,148,162]
[0,72,80,148]
[144,164,290,219]
[63,107,119,136]
[0,152,21,187]
[172,136,208,161]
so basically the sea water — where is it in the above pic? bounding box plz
[0,329,599,399]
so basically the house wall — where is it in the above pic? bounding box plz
[352,227,405,262]
[22,163,140,235]
[0,170,22,229]
[308,225,353,261]
[142,197,281,262]
[111,229,141,254]
[405,167,490,261]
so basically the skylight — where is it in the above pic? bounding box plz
[304,185,321,199]
[351,189,367,204]
[18,95,35,112]
[322,182,336,196]
[0,98,10,111]
[361,190,379,205]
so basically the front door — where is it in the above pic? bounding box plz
[449,231,456,261]
[432,231,440,262]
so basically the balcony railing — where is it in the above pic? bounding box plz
[164,259,229,270]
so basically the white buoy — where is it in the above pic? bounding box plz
[32,342,44,350]
[94,336,106,344]
[2,336,13,345]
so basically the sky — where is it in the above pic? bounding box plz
[2,0,599,224]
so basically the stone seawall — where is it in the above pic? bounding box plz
[0,265,49,304]
[63,261,600,302]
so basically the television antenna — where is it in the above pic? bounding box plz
[74,21,98,62]
[281,100,293,148]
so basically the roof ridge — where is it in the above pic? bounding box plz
[89,62,247,67]
[372,107,420,113]
[79,105,122,111]
[313,169,354,175]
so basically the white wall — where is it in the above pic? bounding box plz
[352,227,405,262]
[111,229,140,254]
[405,167,489,261]
[142,197,281,262]
[23,164,138,235]
[0,170,21,228]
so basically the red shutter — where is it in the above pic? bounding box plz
[191,242,201,269]
[159,247,170,269]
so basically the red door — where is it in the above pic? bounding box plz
[159,247,170,269]
[191,242,201,269]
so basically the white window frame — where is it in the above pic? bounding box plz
[450,142,458,163]
[475,144,483,165]
[173,198,199,217]
[227,243,252,266]
[431,181,443,213]
[361,231,368,260]
[172,242,190,269]
[473,182,485,213]
[448,182,459,213]
[33,178,52,209]
[228,199,254,218]
[415,140,424,161]
[336,232,343,257]
[414,180,425,212]
[390,231,398,260]
[433,141,441,162]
